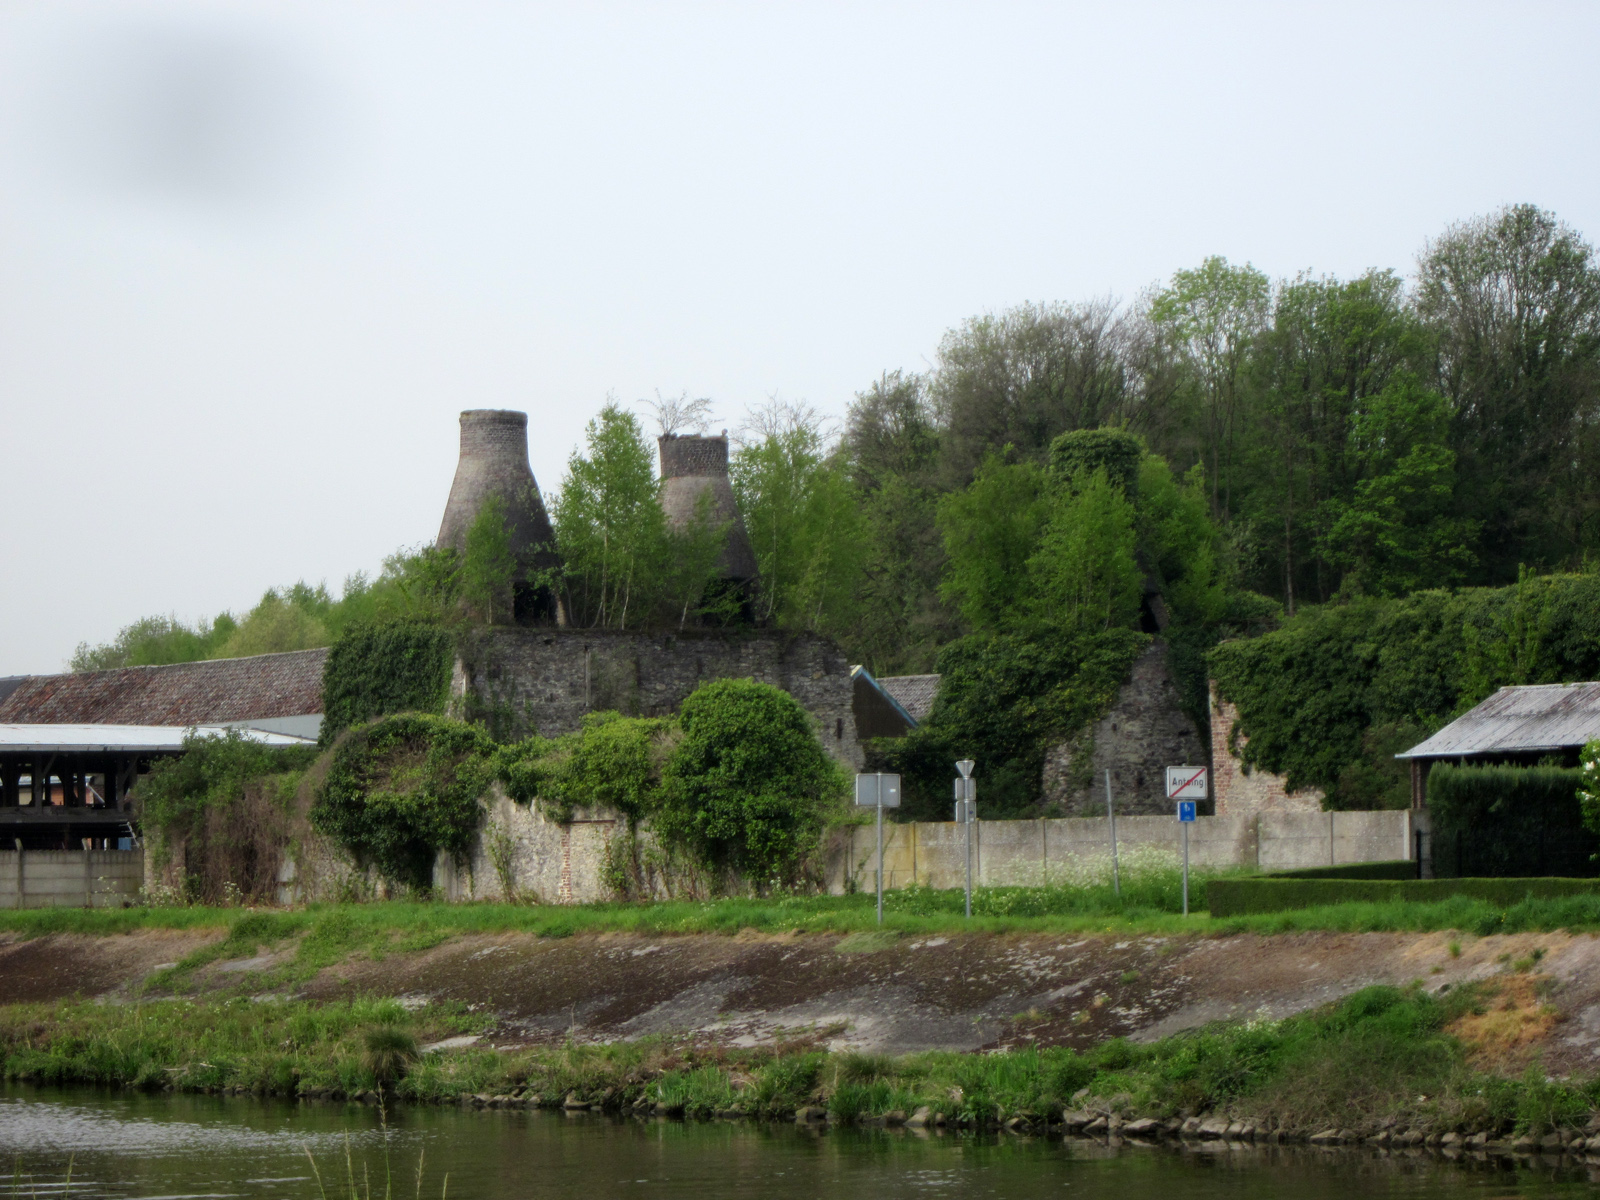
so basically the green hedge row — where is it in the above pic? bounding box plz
[1265,860,1417,881]
[1207,876,1600,917]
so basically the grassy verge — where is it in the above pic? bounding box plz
[2,981,1594,1142]
[9,882,1600,949]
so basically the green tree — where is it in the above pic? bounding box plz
[839,371,953,674]
[932,300,1144,486]
[459,496,517,625]
[1318,377,1479,596]
[1148,257,1271,520]
[1027,469,1143,634]
[731,401,865,633]
[552,403,672,629]
[935,453,1051,631]
[1418,203,1600,578]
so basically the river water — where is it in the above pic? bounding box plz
[1,1086,1595,1200]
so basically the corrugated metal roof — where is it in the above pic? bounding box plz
[878,674,940,723]
[0,724,315,753]
[0,648,326,726]
[1398,682,1600,760]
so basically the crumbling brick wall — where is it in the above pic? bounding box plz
[1209,682,1323,818]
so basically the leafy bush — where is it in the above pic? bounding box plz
[134,730,318,903]
[1429,763,1593,877]
[656,679,848,885]
[312,714,497,890]
[495,713,671,826]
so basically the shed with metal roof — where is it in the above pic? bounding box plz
[1397,682,1600,806]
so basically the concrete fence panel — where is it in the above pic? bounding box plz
[0,848,144,909]
[828,811,1412,895]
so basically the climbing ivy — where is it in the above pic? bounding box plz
[319,621,455,746]
[1209,572,1600,807]
[311,713,496,890]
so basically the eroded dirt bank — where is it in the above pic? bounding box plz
[6,927,1600,1066]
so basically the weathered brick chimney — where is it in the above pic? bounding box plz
[657,433,759,584]
[438,409,564,624]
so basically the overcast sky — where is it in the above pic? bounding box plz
[2,1,1597,674]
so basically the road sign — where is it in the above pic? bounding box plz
[855,773,902,926]
[1177,800,1196,822]
[854,774,901,807]
[953,798,976,823]
[956,759,975,779]
[1166,766,1208,800]
[1175,799,1197,915]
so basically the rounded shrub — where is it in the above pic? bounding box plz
[657,679,847,887]
[312,713,496,891]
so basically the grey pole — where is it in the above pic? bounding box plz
[1182,820,1190,917]
[1105,769,1120,896]
[965,785,974,919]
[876,789,885,926]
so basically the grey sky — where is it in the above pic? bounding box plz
[2,1,1596,674]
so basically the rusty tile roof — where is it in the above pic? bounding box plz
[0,648,327,726]
[878,674,940,724]
[1398,682,1600,760]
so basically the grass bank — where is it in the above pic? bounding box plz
[1,981,1594,1143]
[9,881,1600,949]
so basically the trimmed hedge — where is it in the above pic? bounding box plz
[1427,763,1594,877]
[1207,876,1600,917]
[1266,860,1417,881]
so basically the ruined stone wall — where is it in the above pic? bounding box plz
[1042,642,1206,817]
[454,628,863,771]
[1209,683,1324,818]
[434,785,623,905]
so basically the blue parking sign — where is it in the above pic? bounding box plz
[1177,800,1196,822]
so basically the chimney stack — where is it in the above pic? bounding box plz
[438,409,563,624]
[658,433,759,584]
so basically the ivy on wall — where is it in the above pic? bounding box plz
[319,621,455,746]
[311,713,496,890]
[1209,572,1600,808]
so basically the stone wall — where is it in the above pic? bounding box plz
[1209,683,1324,818]
[454,628,862,770]
[1042,642,1206,816]
[434,786,622,905]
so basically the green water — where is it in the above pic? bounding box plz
[1,1087,1595,1200]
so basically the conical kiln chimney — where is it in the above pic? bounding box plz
[437,409,564,624]
[657,433,759,586]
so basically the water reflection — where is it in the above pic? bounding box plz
[0,1086,1594,1200]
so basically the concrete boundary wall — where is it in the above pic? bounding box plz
[0,848,144,909]
[827,810,1417,893]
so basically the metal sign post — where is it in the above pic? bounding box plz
[1105,769,1119,896]
[955,760,976,918]
[1165,767,1208,918]
[1176,800,1196,915]
[854,773,901,925]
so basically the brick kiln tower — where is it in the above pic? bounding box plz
[438,409,564,625]
[658,434,759,614]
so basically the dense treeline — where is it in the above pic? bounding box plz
[70,204,1600,817]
